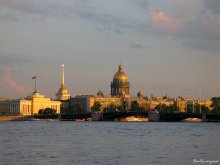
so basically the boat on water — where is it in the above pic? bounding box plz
[119,116,148,122]
[182,118,202,122]
[30,118,58,122]
[75,119,85,122]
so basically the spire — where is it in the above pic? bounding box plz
[61,64,64,89]
[56,64,70,100]
[118,63,122,72]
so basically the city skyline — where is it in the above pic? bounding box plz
[0,0,219,100]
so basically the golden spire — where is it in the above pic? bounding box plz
[118,63,122,72]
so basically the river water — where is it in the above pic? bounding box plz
[0,121,219,165]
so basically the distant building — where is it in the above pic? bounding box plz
[0,98,9,101]
[70,90,122,112]
[70,95,93,112]
[56,64,71,100]
[111,64,130,97]
[0,92,61,116]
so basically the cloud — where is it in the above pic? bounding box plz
[183,39,220,54]
[0,55,39,64]
[0,68,30,95]
[149,10,184,31]
[203,0,220,14]
[129,44,145,49]
[0,0,219,54]
[0,0,137,30]
[0,11,19,21]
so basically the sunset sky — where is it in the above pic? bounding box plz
[0,0,219,100]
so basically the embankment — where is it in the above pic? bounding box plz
[0,116,32,121]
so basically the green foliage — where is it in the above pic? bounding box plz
[103,103,119,112]
[191,104,209,114]
[211,97,220,114]
[39,108,56,116]
[130,101,144,111]
[38,109,43,115]
[92,101,102,112]
[155,104,179,113]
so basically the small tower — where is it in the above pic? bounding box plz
[56,64,70,100]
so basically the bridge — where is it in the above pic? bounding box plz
[159,112,202,122]
[34,111,220,122]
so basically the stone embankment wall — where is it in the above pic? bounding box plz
[0,116,32,121]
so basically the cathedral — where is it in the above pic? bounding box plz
[111,64,130,97]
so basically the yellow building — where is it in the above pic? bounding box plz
[0,92,61,116]
[29,92,61,115]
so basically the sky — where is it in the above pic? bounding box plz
[0,0,219,100]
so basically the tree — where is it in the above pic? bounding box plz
[211,97,220,114]
[155,104,170,113]
[38,109,44,115]
[92,101,102,112]
[155,103,179,113]
[193,104,209,114]
[130,101,140,111]
[104,103,118,113]
[42,108,56,116]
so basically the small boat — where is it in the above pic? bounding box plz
[75,119,85,122]
[124,116,148,122]
[182,118,202,122]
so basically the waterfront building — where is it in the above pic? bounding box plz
[0,100,10,115]
[197,100,212,110]
[93,92,122,111]
[70,91,122,112]
[175,97,186,112]
[70,95,93,112]
[0,98,9,101]
[111,64,130,97]
[56,64,71,100]
[135,91,149,110]
[0,92,61,116]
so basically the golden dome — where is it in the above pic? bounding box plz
[113,64,128,82]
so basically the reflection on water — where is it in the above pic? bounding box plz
[0,122,219,165]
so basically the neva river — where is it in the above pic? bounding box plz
[0,122,219,165]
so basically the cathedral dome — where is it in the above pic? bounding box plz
[113,64,128,83]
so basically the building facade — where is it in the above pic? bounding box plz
[70,91,122,112]
[0,92,61,116]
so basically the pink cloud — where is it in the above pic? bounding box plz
[1,68,29,95]
[149,10,184,31]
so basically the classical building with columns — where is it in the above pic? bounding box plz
[0,92,61,116]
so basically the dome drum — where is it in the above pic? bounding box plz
[111,82,129,87]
